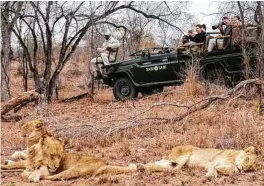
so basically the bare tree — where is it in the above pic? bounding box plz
[8,1,188,102]
[1,2,23,101]
[254,1,264,113]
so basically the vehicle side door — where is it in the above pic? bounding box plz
[130,53,173,84]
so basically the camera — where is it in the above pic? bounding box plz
[212,22,224,30]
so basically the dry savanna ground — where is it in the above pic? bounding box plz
[1,60,264,186]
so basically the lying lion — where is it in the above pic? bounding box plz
[144,145,258,179]
[23,135,137,182]
[1,120,51,170]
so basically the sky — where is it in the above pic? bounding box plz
[10,1,222,49]
[189,1,219,32]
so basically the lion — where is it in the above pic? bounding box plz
[1,120,51,170]
[23,135,137,183]
[144,145,258,179]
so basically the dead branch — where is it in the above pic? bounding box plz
[61,92,94,103]
[1,90,40,115]
[131,102,189,119]
[55,79,263,137]
[92,79,264,135]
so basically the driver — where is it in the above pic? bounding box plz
[90,31,121,79]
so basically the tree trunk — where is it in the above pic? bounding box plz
[255,1,264,114]
[1,9,12,101]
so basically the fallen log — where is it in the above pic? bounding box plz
[1,90,40,115]
[1,114,25,122]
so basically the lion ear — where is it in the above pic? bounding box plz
[35,120,44,128]
[58,138,65,146]
[245,146,256,154]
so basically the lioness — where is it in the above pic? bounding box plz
[1,120,51,170]
[144,145,258,179]
[24,135,137,182]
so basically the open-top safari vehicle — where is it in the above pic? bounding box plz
[99,28,257,101]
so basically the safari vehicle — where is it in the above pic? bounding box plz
[101,31,257,101]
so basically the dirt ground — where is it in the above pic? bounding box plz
[1,61,264,186]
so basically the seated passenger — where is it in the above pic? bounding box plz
[182,35,190,44]
[233,16,242,25]
[187,24,206,43]
[202,24,208,36]
[231,16,242,47]
[207,17,232,52]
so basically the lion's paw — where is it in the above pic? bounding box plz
[129,163,137,169]
[28,172,40,183]
[11,151,23,160]
[205,170,217,180]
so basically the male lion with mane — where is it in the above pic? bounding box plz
[23,135,137,182]
[1,120,51,170]
[144,145,258,179]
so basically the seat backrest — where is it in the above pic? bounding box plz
[203,35,214,52]
[108,48,119,62]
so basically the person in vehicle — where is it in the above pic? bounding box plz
[90,31,121,79]
[182,35,190,44]
[202,24,208,36]
[231,16,242,47]
[234,16,242,25]
[186,24,206,43]
[207,17,232,52]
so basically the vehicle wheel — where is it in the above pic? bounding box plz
[113,77,139,101]
[204,67,231,87]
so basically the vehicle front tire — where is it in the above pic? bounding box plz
[113,77,139,101]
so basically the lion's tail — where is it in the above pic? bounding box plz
[93,163,137,176]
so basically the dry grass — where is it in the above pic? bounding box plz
[183,63,206,97]
[1,60,264,186]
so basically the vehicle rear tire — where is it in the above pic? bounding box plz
[140,86,164,96]
[113,77,139,101]
[204,67,231,87]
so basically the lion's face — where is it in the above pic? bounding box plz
[236,146,257,171]
[20,120,45,138]
[40,137,64,172]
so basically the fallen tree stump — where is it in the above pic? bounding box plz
[1,90,40,116]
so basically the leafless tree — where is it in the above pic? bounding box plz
[1,2,23,101]
[254,1,264,113]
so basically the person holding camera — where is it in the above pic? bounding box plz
[186,24,206,43]
[90,31,121,79]
[208,17,232,52]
